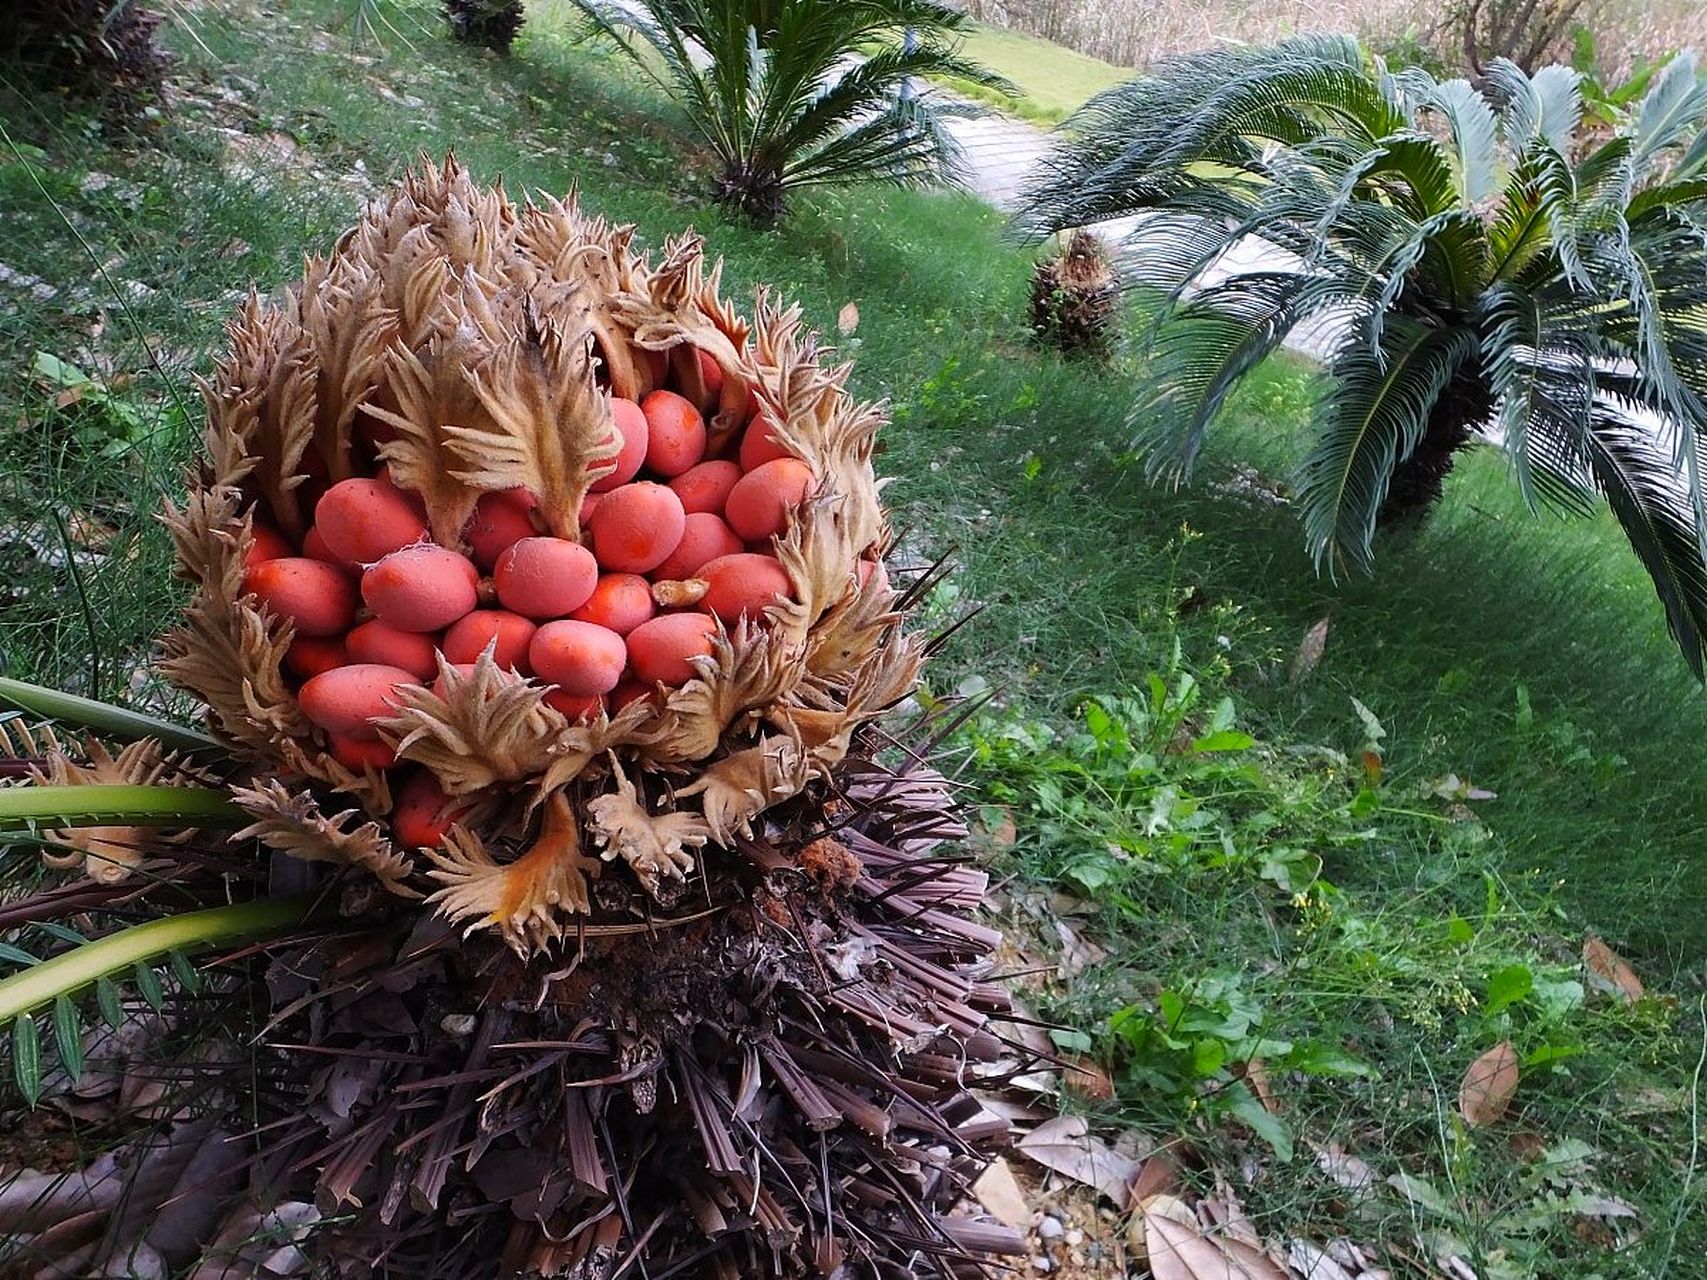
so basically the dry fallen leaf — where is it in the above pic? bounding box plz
[1130,1195,1288,1279]
[1129,1151,1181,1203]
[1064,1056,1115,1102]
[980,807,1017,850]
[1584,936,1644,1004]
[1289,617,1330,683]
[1015,1114,1140,1207]
[972,1157,1032,1229]
[1202,1173,1262,1248]
[1459,1040,1520,1128]
[1312,1144,1375,1194]
[1237,1058,1278,1114]
[837,301,860,335]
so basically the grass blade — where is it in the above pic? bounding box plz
[0,677,225,756]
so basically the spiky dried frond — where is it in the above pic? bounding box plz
[378,656,569,797]
[28,738,179,883]
[677,733,813,843]
[368,318,506,548]
[452,308,620,537]
[231,779,417,896]
[647,620,808,764]
[585,758,709,901]
[425,794,598,952]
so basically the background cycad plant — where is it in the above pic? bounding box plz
[443,0,526,54]
[567,0,1008,222]
[1017,38,1707,673]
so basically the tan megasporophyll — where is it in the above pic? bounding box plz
[160,157,914,951]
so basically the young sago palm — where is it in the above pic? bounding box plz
[1018,39,1707,673]
[567,0,1007,222]
[0,158,1024,1278]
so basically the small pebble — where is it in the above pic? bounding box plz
[1065,1229,1084,1246]
[1031,1259,1053,1274]
[1037,1215,1065,1241]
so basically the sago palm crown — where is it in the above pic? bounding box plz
[569,0,1007,222]
[1019,38,1707,673]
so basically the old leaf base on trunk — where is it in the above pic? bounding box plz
[0,745,1028,1280]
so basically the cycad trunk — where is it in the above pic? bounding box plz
[1379,366,1493,525]
[444,0,525,54]
[717,161,788,225]
[1029,231,1118,360]
[0,0,170,121]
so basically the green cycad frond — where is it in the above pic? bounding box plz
[1299,322,1478,572]
[567,0,1005,221]
[1017,36,1707,673]
[1581,403,1707,676]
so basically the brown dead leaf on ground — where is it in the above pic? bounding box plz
[1016,1114,1141,1208]
[1064,1056,1115,1102]
[1130,1194,1289,1279]
[973,1156,1032,1228]
[1236,1058,1278,1114]
[1289,617,1330,683]
[837,301,860,334]
[1129,1150,1182,1203]
[1459,1040,1520,1128]
[1584,936,1644,1004]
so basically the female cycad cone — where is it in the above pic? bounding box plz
[4,157,1031,1277]
[164,156,911,951]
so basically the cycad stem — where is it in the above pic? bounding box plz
[0,893,324,1024]
[0,784,245,830]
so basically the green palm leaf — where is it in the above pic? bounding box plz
[566,0,999,221]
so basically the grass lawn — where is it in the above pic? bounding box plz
[941,20,1133,123]
[0,0,1703,1274]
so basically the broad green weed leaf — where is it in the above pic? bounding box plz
[1484,964,1534,1016]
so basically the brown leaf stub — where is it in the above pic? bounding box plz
[1459,1039,1521,1128]
[1585,936,1645,1004]
[231,779,418,897]
[377,655,567,797]
[426,794,598,955]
